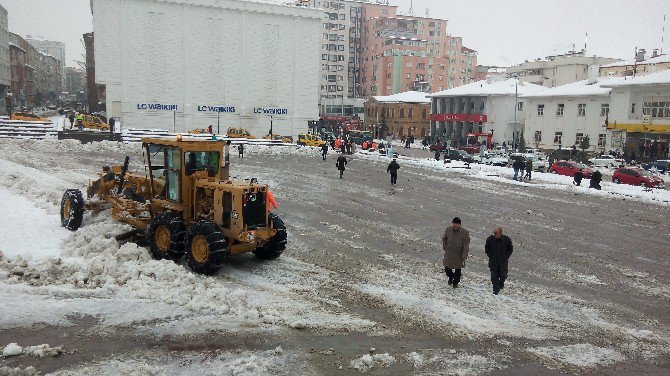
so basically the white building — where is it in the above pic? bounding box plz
[26,36,67,88]
[602,70,670,160]
[507,50,619,88]
[0,5,9,104]
[522,79,613,152]
[92,0,322,136]
[429,78,545,147]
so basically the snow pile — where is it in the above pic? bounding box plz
[350,353,396,372]
[1,342,62,358]
[527,343,623,367]
[49,347,311,376]
[0,366,40,376]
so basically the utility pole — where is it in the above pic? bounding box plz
[217,111,220,134]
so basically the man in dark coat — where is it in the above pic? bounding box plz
[512,159,521,180]
[589,170,602,190]
[336,155,347,179]
[238,143,244,158]
[442,217,470,288]
[387,158,400,185]
[321,143,328,161]
[485,227,513,295]
[573,169,583,186]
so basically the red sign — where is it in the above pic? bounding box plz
[430,113,488,122]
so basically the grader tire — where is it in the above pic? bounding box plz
[60,189,85,231]
[253,213,287,260]
[185,221,229,275]
[147,212,187,260]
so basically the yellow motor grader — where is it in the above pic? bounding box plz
[60,136,286,274]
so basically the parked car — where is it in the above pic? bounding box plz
[297,133,326,147]
[588,155,625,168]
[443,149,474,163]
[549,161,594,178]
[612,167,665,188]
[641,160,670,174]
[472,153,508,166]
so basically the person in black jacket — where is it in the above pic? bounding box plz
[336,155,347,179]
[387,158,400,185]
[589,170,602,190]
[485,227,513,295]
[321,143,328,161]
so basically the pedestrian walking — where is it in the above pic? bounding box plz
[108,117,115,136]
[238,143,244,158]
[76,112,84,131]
[524,158,532,181]
[387,158,400,185]
[321,143,328,161]
[573,169,583,186]
[435,149,441,161]
[405,138,411,149]
[336,155,347,179]
[485,227,513,295]
[68,112,75,129]
[442,217,470,288]
[589,170,602,190]
[512,159,521,180]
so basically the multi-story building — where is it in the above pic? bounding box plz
[9,33,37,108]
[507,50,619,88]
[65,67,86,98]
[0,5,9,112]
[599,49,670,77]
[26,36,67,88]
[92,0,322,135]
[602,70,670,160]
[522,78,613,153]
[475,65,507,82]
[363,90,430,139]
[430,77,546,147]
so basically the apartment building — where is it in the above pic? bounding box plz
[599,49,670,77]
[26,36,67,88]
[507,50,619,88]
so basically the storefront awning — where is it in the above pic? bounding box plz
[606,123,670,133]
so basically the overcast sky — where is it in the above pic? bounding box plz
[2,0,670,67]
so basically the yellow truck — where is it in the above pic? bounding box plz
[297,133,326,147]
[226,127,255,139]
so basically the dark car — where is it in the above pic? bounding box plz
[549,161,594,178]
[612,168,665,188]
[641,160,670,174]
[444,148,474,163]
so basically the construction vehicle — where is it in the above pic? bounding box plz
[81,114,110,131]
[60,136,287,275]
[226,127,256,139]
[296,133,326,147]
[264,134,293,143]
[10,112,51,122]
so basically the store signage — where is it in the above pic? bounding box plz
[430,113,488,122]
[137,103,178,111]
[197,105,236,113]
[253,107,288,115]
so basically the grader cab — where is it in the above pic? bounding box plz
[60,136,286,274]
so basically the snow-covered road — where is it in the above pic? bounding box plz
[0,139,668,375]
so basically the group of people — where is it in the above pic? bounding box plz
[442,217,513,295]
[573,169,602,190]
[332,137,355,155]
[402,135,415,149]
[67,112,85,131]
[512,158,533,181]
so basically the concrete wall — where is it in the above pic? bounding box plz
[93,0,322,136]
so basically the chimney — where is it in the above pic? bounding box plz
[652,49,659,58]
[636,48,646,62]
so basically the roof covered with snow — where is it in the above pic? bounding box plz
[600,54,670,68]
[601,69,670,87]
[8,42,26,53]
[521,79,615,98]
[429,78,546,98]
[372,91,431,104]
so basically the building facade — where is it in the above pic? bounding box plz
[26,36,67,88]
[92,0,322,135]
[8,32,62,108]
[363,91,430,139]
[599,50,670,77]
[522,79,612,153]
[65,67,86,98]
[602,70,670,160]
[507,50,619,88]
[430,78,545,147]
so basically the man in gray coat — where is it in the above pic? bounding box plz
[442,217,470,288]
[485,227,513,295]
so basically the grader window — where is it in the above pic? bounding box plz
[184,151,220,177]
[146,144,181,202]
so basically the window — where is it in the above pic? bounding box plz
[631,103,636,114]
[537,104,545,116]
[534,131,542,143]
[598,134,606,147]
[578,103,586,116]
[554,132,563,144]
[642,100,670,118]
[400,108,405,118]
[422,109,427,119]
[575,133,585,144]
[517,102,524,111]
[408,108,413,118]
[407,62,413,68]
[601,103,609,117]
[556,103,564,116]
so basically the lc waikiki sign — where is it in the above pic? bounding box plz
[253,107,289,115]
[430,113,488,122]
[137,103,178,111]
[197,105,236,113]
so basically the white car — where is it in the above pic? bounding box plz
[473,153,508,166]
[589,155,625,168]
